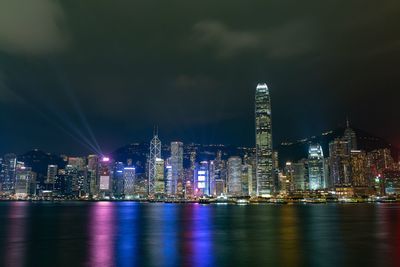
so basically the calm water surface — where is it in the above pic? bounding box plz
[0,202,399,267]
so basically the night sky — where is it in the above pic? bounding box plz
[0,0,399,155]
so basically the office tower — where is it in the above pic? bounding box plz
[154,158,165,196]
[241,163,252,196]
[14,163,33,198]
[165,163,173,195]
[255,83,273,196]
[368,148,394,175]
[113,162,125,197]
[308,144,325,190]
[171,141,184,196]
[344,118,357,151]
[46,165,58,191]
[123,167,136,198]
[98,157,112,197]
[0,153,17,193]
[227,157,242,196]
[329,139,351,185]
[283,162,294,193]
[195,161,210,196]
[87,155,99,196]
[148,129,161,195]
[68,157,86,171]
[350,150,369,187]
[383,170,400,195]
[292,160,307,191]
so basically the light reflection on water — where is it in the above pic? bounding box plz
[0,202,400,267]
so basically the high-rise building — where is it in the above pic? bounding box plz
[344,118,357,151]
[308,144,325,190]
[14,163,34,198]
[195,161,210,196]
[165,163,173,195]
[98,157,112,197]
[241,163,252,196]
[329,139,351,186]
[255,83,273,196]
[123,167,136,198]
[46,165,58,191]
[154,158,165,196]
[170,141,183,196]
[227,157,242,196]
[0,153,17,193]
[87,155,99,196]
[350,150,369,187]
[292,160,307,191]
[148,129,161,195]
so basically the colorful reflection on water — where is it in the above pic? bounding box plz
[0,202,400,267]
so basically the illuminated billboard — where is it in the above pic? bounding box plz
[198,182,205,189]
[100,175,110,190]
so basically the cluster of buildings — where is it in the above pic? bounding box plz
[279,126,399,197]
[0,83,398,200]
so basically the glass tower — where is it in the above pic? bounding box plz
[308,144,325,190]
[255,83,273,196]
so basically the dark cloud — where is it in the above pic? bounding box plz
[0,0,68,55]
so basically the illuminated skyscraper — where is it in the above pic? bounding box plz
[195,161,210,196]
[329,139,351,186]
[148,129,161,195]
[0,153,17,193]
[123,167,136,198]
[98,157,112,198]
[15,163,34,198]
[154,158,165,196]
[308,144,325,190]
[47,165,58,191]
[227,156,242,196]
[344,118,357,151]
[171,141,183,196]
[255,83,273,196]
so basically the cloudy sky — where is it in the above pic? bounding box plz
[0,0,399,155]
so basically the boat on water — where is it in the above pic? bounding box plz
[235,199,249,205]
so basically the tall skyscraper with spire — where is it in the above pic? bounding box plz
[255,83,274,196]
[148,127,161,195]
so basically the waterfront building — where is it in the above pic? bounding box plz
[292,160,307,191]
[165,162,173,195]
[148,130,161,195]
[46,165,58,191]
[329,139,351,186]
[255,83,273,196]
[113,162,125,197]
[195,161,210,196]
[383,169,400,195]
[14,163,34,198]
[350,150,369,187]
[87,155,99,196]
[98,157,113,197]
[227,156,242,196]
[154,158,165,196]
[241,163,252,196]
[170,142,184,196]
[283,162,294,193]
[123,167,136,198]
[0,153,17,193]
[308,144,325,190]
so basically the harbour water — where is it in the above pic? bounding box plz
[0,202,399,267]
